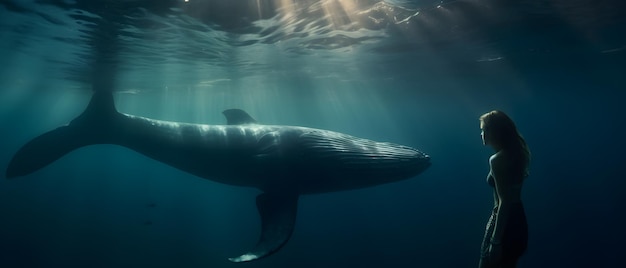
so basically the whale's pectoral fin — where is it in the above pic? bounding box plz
[229,193,299,262]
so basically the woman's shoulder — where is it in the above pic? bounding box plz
[489,152,504,165]
[489,151,517,170]
[490,151,527,177]
[490,150,521,162]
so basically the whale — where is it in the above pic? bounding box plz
[6,91,431,262]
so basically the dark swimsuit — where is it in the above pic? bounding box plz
[480,174,528,266]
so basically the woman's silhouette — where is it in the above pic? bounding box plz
[478,110,530,268]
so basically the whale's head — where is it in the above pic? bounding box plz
[293,130,431,193]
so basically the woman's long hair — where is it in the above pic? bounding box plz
[480,110,531,177]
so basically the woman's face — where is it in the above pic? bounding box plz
[480,122,489,146]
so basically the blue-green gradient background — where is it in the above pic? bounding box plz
[1,0,625,267]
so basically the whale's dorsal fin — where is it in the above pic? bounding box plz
[222,109,257,125]
[229,193,299,262]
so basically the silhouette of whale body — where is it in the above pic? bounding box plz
[6,91,431,262]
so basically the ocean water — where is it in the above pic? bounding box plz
[0,0,625,267]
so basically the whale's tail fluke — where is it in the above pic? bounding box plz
[6,91,118,179]
[6,126,85,178]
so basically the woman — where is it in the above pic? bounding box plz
[478,110,530,268]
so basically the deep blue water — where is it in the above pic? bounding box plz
[1,0,625,267]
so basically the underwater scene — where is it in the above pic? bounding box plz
[1,0,625,267]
